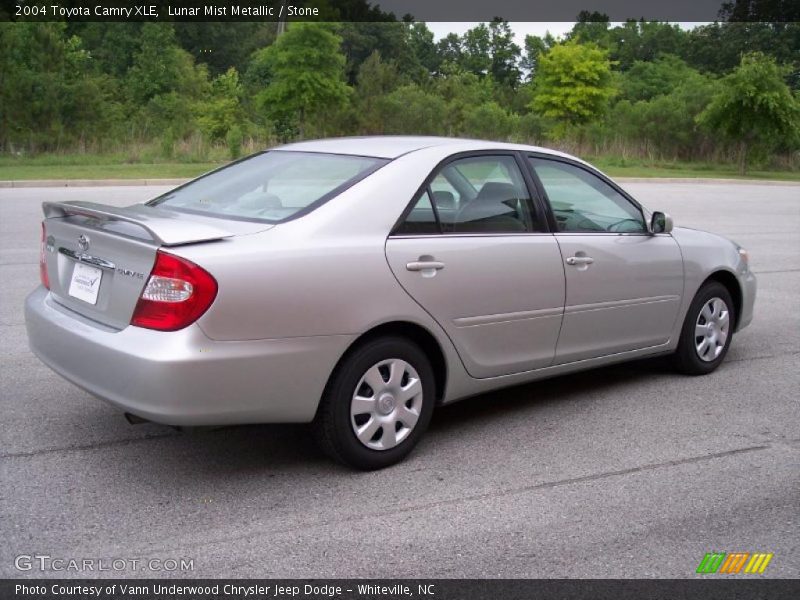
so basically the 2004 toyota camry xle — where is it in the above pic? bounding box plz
[26,137,756,469]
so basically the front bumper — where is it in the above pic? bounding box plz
[736,269,757,332]
[25,286,353,426]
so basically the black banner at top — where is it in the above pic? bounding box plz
[4,0,800,22]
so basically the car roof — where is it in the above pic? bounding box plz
[277,136,581,162]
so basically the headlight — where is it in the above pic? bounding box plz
[738,247,749,266]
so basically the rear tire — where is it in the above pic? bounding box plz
[673,281,735,375]
[312,336,435,470]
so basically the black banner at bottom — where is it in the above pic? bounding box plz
[2,579,800,600]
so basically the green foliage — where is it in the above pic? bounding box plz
[607,21,686,71]
[226,125,244,160]
[125,24,209,138]
[378,85,448,135]
[196,68,245,142]
[433,65,495,135]
[683,23,800,84]
[610,76,718,159]
[355,51,404,133]
[405,22,441,76]
[520,34,553,81]
[699,52,800,173]
[0,23,115,152]
[619,54,701,102]
[174,23,274,76]
[339,22,418,84]
[460,24,492,77]
[67,23,143,79]
[2,18,799,173]
[463,101,518,140]
[488,20,522,87]
[255,23,351,139]
[531,41,617,131]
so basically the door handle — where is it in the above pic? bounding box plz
[566,256,594,266]
[406,261,445,272]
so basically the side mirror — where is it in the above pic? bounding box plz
[650,211,674,234]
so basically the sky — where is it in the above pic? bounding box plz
[425,22,709,50]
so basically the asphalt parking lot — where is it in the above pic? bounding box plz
[0,181,798,578]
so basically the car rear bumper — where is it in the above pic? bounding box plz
[25,286,353,426]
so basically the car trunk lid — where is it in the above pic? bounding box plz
[41,201,270,330]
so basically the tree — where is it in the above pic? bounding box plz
[377,85,448,135]
[174,23,274,76]
[255,23,351,139]
[125,24,209,139]
[461,24,492,77]
[339,22,415,84]
[355,51,403,133]
[619,54,702,102]
[699,52,800,173]
[437,33,463,67]
[463,101,518,140]
[606,20,686,71]
[488,19,521,87]
[520,34,553,81]
[530,41,616,134]
[196,67,245,143]
[433,65,495,135]
[683,22,799,85]
[567,11,610,45]
[67,23,142,79]
[0,23,114,152]
[405,22,441,75]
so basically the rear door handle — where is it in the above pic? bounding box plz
[565,256,594,266]
[406,261,445,271]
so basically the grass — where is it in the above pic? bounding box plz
[0,162,223,181]
[1,152,798,182]
[589,156,800,181]
[0,147,228,181]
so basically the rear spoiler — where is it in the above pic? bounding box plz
[42,201,234,246]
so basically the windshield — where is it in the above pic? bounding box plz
[149,151,387,222]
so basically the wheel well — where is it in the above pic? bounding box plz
[705,270,742,329]
[345,322,447,403]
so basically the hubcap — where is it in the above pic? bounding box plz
[350,358,423,451]
[694,297,730,362]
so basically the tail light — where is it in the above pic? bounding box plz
[39,223,50,289]
[130,250,217,331]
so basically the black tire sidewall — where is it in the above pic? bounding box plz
[324,337,436,470]
[676,281,735,375]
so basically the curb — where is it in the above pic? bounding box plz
[1,177,798,188]
[0,178,188,188]
[615,177,800,186]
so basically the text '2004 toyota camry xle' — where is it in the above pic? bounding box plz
[26,137,756,469]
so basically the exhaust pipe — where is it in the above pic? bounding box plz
[124,412,149,425]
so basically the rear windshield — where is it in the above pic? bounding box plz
[149,151,387,222]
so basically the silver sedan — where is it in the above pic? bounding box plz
[25,137,756,469]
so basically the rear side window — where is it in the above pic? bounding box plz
[149,151,387,223]
[396,155,540,235]
[395,190,439,235]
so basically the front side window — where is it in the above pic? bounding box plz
[150,151,386,222]
[396,155,539,235]
[529,158,646,233]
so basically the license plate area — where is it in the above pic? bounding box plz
[68,262,103,305]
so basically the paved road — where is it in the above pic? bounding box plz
[1,183,798,579]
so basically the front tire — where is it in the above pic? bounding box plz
[313,336,436,470]
[673,281,735,375]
